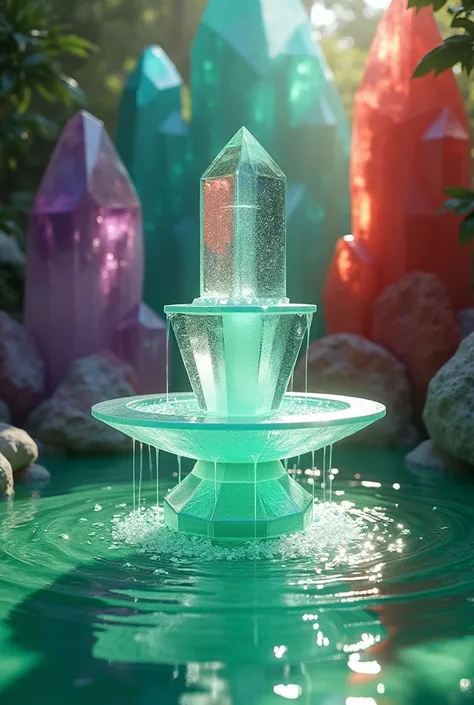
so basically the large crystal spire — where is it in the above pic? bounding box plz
[25,111,143,392]
[190,0,349,333]
[323,0,471,337]
[199,127,286,302]
[116,46,188,316]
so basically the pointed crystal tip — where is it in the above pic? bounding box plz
[199,127,287,303]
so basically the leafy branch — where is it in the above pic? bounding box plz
[0,0,94,233]
[408,0,474,245]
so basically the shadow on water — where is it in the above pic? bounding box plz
[1,554,387,705]
[1,448,474,704]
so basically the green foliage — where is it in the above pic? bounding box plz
[314,0,383,122]
[409,0,474,245]
[47,0,206,137]
[0,0,93,234]
[413,31,474,77]
[441,186,474,244]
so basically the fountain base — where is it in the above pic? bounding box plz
[164,460,313,540]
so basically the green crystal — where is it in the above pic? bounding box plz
[191,0,350,332]
[200,127,286,302]
[116,46,190,315]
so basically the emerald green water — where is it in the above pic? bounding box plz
[1,449,474,704]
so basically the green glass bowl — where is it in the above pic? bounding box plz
[91,392,385,463]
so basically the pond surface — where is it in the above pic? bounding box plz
[0,448,474,704]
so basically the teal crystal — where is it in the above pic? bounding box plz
[116,46,190,316]
[191,0,350,336]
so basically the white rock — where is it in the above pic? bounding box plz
[0,423,38,471]
[423,333,474,465]
[15,463,51,486]
[294,333,414,446]
[405,439,468,472]
[27,352,136,453]
[0,453,14,497]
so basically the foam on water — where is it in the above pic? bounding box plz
[111,502,369,562]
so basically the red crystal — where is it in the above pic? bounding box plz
[323,0,472,335]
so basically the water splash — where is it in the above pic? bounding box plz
[111,502,369,563]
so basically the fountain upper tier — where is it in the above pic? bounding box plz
[165,127,316,417]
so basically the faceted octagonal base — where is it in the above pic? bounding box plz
[164,460,313,540]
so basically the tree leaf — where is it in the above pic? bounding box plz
[16,83,31,112]
[413,44,447,76]
[451,16,474,36]
[444,186,474,198]
[459,212,474,245]
[440,196,474,214]
[22,53,47,67]
[0,70,16,93]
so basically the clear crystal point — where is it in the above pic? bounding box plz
[199,127,286,303]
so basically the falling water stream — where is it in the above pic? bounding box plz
[165,313,171,402]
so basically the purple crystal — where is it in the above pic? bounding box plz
[113,303,167,394]
[25,111,143,392]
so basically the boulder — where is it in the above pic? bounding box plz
[458,307,474,340]
[0,400,10,424]
[0,231,25,315]
[405,439,468,473]
[423,333,474,466]
[15,463,51,486]
[0,312,45,423]
[372,272,460,412]
[0,453,14,497]
[294,333,414,446]
[27,352,136,453]
[0,424,38,471]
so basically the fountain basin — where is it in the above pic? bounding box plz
[92,392,384,539]
[91,392,386,463]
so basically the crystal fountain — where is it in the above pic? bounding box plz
[92,128,385,540]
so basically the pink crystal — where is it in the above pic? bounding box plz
[112,303,167,394]
[25,111,143,393]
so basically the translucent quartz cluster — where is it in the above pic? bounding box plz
[323,0,472,336]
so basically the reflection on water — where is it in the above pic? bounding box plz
[0,448,474,704]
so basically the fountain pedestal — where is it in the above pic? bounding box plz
[164,460,312,539]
